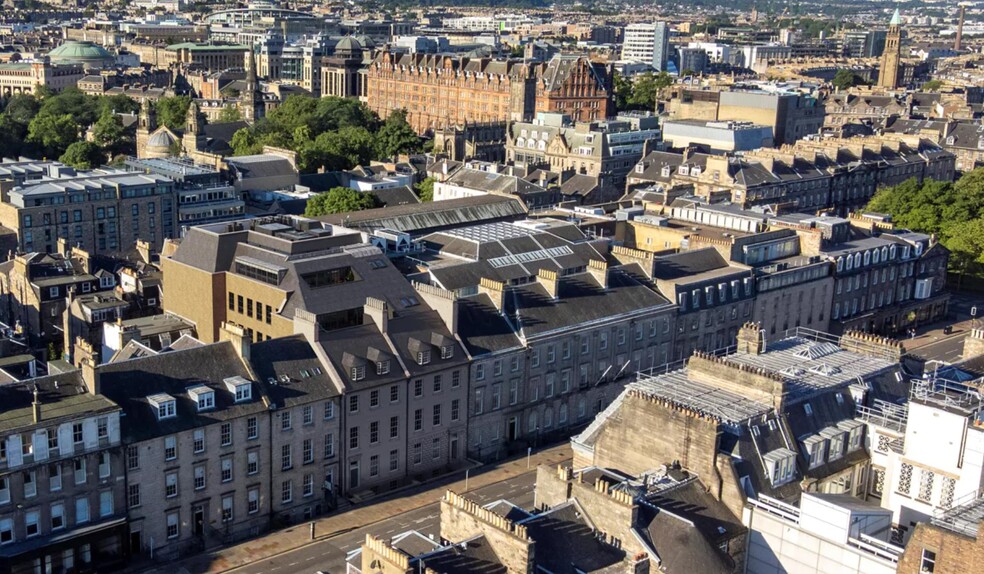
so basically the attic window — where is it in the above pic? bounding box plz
[763,448,797,486]
[441,345,454,360]
[368,259,387,270]
[187,385,215,412]
[223,376,252,402]
[417,349,431,366]
[350,366,366,381]
[148,394,177,420]
[400,296,420,308]
[803,403,813,416]
[376,360,390,375]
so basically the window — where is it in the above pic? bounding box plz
[194,390,215,411]
[51,503,65,530]
[281,411,292,431]
[247,417,258,440]
[281,480,293,504]
[165,472,178,498]
[49,463,61,492]
[99,490,113,517]
[234,382,252,402]
[97,418,108,439]
[412,442,422,465]
[369,390,379,408]
[918,469,934,502]
[25,511,39,537]
[414,379,423,398]
[222,495,234,522]
[369,455,379,477]
[75,497,89,524]
[0,478,7,504]
[72,459,85,485]
[128,484,140,508]
[281,444,292,470]
[531,349,540,368]
[451,399,460,422]
[303,474,314,497]
[155,399,176,420]
[349,426,359,449]
[390,416,399,439]
[248,489,260,514]
[166,512,179,539]
[247,451,259,475]
[416,350,431,365]
[433,404,442,426]
[127,446,139,470]
[324,433,334,458]
[898,463,913,495]
[193,429,205,453]
[476,363,485,381]
[164,436,176,460]
[47,430,58,455]
[221,458,233,482]
[194,465,205,490]
[432,437,441,460]
[390,449,399,472]
[474,388,484,415]
[324,401,335,420]
[414,409,422,431]
[433,375,442,393]
[73,423,84,445]
[452,370,461,388]
[303,439,314,463]
[349,395,359,413]
[0,519,11,544]
[921,549,936,573]
[99,451,110,478]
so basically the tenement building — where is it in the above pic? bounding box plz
[407,219,675,461]
[0,162,177,256]
[365,52,612,134]
[0,369,127,574]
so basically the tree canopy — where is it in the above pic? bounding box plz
[304,187,377,216]
[415,177,435,202]
[59,141,104,170]
[832,69,867,90]
[155,96,192,131]
[866,168,984,278]
[614,71,672,112]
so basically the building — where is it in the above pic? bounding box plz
[320,36,366,99]
[407,219,676,461]
[677,47,709,75]
[255,33,328,95]
[432,166,557,208]
[661,119,774,153]
[123,157,244,226]
[0,369,128,574]
[161,43,248,72]
[505,112,660,202]
[841,30,888,58]
[878,9,903,90]
[621,22,670,72]
[898,493,984,574]
[667,87,825,146]
[365,52,611,134]
[0,61,85,96]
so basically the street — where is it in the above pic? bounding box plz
[226,472,538,574]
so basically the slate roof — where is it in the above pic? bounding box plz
[523,502,626,573]
[97,341,266,443]
[318,195,527,235]
[249,334,341,406]
[0,371,119,434]
[416,535,507,574]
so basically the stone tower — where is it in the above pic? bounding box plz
[241,46,262,123]
[135,99,156,157]
[878,8,902,90]
[182,102,205,154]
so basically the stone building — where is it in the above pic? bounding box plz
[0,61,85,96]
[320,36,366,99]
[365,52,611,134]
[0,368,128,574]
[878,10,903,90]
[0,160,177,256]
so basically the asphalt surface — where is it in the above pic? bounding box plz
[227,472,538,574]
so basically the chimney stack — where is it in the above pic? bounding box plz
[956,3,967,51]
[81,356,100,396]
[478,278,508,313]
[32,387,41,423]
[536,268,560,299]
[736,322,765,355]
[587,259,609,289]
[219,322,251,361]
[364,297,392,332]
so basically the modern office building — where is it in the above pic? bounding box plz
[621,22,670,72]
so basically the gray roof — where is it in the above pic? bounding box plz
[318,195,527,235]
[0,371,119,434]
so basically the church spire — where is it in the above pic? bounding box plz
[185,101,203,135]
[241,45,261,123]
[878,7,903,90]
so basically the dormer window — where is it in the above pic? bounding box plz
[351,366,366,381]
[188,385,215,412]
[837,419,865,452]
[821,427,846,462]
[149,394,177,420]
[223,376,252,403]
[376,360,390,375]
[417,350,431,365]
[441,345,453,360]
[801,434,827,469]
[763,448,797,486]
[661,165,671,177]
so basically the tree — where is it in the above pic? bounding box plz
[217,105,242,123]
[230,128,264,156]
[375,109,421,159]
[59,141,104,169]
[304,187,377,216]
[613,72,632,111]
[155,96,192,131]
[945,217,984,284]
[98,94,140,116]
[92,109,128,156]
[921,80,944,92]
[832,69,865,90]
[415,177,435,202]
[27,113,79,158]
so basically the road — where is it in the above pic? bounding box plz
[227,472,537,574]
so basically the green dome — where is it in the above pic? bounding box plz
[48,41,115,68]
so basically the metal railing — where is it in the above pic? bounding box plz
[847,533,903,563]
[748,494,801,524]
[855,402,908,433]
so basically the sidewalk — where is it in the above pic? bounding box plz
[903,316,978,352]
[139,442,572,574]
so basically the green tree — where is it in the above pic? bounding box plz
[945,217,984,283]
[27,113,79,158]
[217,105,242,123]
[415,177,435,202]
[37,88,100,125]
[92,109,128,156]
[98,94,140,116]
[921,80,944,92]
[375,109,421,159]
[624,71,672,110]
[59,141,104,169]
[304,187,377,216]
[832,69,865,90]
[230,128,264,156]
[155,96,192,131]
[613,72,632,111]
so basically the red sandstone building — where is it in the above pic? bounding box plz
[365,51,612,134]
